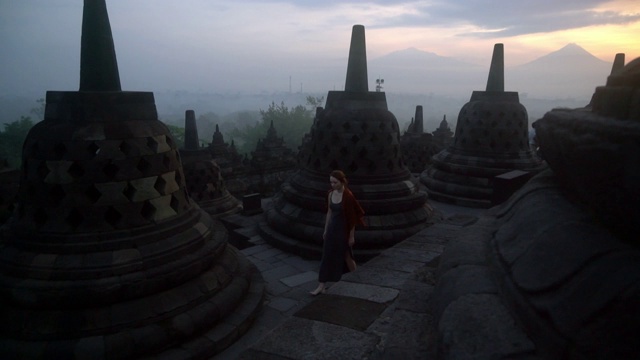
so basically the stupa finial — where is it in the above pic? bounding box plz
[79,0,121,91]
[184,110,199,150]
[344,25,368,92]
[611,53,625,74]
[485,43,504,92]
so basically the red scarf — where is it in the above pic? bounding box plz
[328,187,365,241]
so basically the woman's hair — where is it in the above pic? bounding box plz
[330,170,348,185]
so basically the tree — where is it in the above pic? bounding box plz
[227,97,323,155]
[165,124,185,149]
[0,116,34,168]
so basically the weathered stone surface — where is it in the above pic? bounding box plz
[422,44,545,208]
[437,294,537,360]
[369,309,431,360]
[294,294,387,331]
[328,281,400,303]
[248,316,379,359]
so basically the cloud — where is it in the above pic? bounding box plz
[293,0,640,38]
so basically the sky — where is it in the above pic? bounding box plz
[1,0,639,97]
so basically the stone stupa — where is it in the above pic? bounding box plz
[179,110,242,217]
[428,54,640,359]
[261,25,434,260]
[0,1,262,358]
[421,43,545,208]
[401,106,442,174]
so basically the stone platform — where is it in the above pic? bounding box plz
[215,198,484,359]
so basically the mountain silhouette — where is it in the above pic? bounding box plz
[508,43,612,99]
[368,47,485,95]
[368,44,615,100]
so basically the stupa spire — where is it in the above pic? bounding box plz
[414,105,424,133]
[184,110,199,150]
[344,24,368,92]
[611,53,625,74]
[79,0,121,91]
[485,43,504,92]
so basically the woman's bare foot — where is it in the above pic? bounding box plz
[310,284,326,296]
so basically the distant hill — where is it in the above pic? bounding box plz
[368,47,485,96]
[368,44,614,100]
[509,43,612,99]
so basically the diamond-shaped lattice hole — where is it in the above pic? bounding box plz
[141,201,156,221]
[85,185,101,203]
[123,183,136,201]
[358,148,368,159]
[87,142,100,158]
[370,134,379,143]
[34,208,47,225]
[66,208,83,229]
[170,195,180,213]
[146,137,159,153]
[119,141,133,156]
[137,158,151,173]
[103,162,119,179]
[340,147,349,156]
[342,122,351,131]
[378,122,386,131]
[68,162,85,179]
[30,141,40,156]
[163,153,172,169]
[350,135,360,144]
[174,171,183,186]
[104,207,122,227]
[49,184,66,206]
[154,176,167,194]
[387,160,395,171]
[37,161,50,179]
[504,141,512,150]
[348,161,359,173]
[53,143,67,160]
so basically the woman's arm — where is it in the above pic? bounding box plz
[323,192,332,240]
[348,226,355,246]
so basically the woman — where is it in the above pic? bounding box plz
[310,170,365,295]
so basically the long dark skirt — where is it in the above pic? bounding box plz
[318,201,352,282]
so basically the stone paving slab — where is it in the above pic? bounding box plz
[267,297,299,312]
[242,317,380,360]
[294,294,388,331]
[329,281,400,303]
[280,270,318,287]
[340,266,412,289]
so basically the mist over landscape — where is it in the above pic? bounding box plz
[0,42,612,144]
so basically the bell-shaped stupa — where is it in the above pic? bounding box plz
[261,25,434,260]
[0,1,262,358]
[180,110,242,217]
[421,44,545,208]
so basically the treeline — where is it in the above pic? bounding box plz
[164,96,323,155]
[0,97,322,169]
